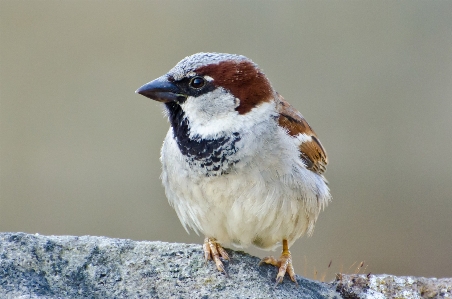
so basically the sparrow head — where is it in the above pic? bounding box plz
[136,53,276,137]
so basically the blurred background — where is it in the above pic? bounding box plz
[1,1,451,282]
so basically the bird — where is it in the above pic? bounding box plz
[136,52,331,284]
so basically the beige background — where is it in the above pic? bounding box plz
[1,1,451,281]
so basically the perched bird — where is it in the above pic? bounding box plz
[136,53,331,284]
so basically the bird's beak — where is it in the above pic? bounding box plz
[135,76,186,103]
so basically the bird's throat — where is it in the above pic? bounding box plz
[165,102,241,176]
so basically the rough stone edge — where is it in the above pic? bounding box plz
[2,232,451,299]
[0,232,340,299]
[333,273,452,299]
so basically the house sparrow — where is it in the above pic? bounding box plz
[136,53,331,284]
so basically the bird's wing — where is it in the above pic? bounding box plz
[276,94,328,175]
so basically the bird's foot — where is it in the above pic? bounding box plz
[203,237,229,275]
[259,240,298,285]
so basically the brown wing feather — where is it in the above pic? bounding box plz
[276,94,328,174]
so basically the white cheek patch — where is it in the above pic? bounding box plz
[182,88,236,118]
[181,88,239,138]
[182,92,277,140]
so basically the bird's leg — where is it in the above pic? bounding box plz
[203,237,230,275]
[259,239,298,285]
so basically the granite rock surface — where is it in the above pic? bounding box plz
[2,233,450,298]
[0,233,339,298]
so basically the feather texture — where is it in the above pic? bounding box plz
[276,94,328,174]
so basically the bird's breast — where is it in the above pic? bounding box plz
[159,125,330,249]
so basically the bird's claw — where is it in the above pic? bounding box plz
[259,240,298,285]
[203,237,229,276]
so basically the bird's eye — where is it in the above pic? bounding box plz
[189,77,206,89]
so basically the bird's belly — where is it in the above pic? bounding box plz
[162,166,315,250]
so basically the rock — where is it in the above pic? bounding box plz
[333,273,452,299]
[0,233,340,298]
[3,233,450,299]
